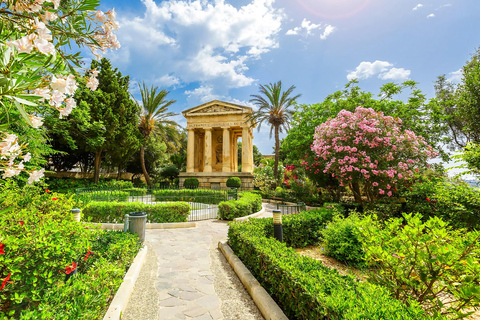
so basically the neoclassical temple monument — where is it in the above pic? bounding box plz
[178,100,255,189]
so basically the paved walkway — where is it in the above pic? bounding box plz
[122,203,277,320]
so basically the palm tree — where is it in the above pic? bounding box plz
[247,81,301,183]
[137,82,179,187]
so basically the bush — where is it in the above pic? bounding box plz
[322,214,366,267]
[82,201,190,223]
[76,190,129,203]
[361,213,480,318]
[183,178,199,189]
[15,231,140,320]
[153,189,226,205]
[228,210,431,320]
[123,187,148,196]
[44,177,133,193]
[226,177,241,188]
[160,166,180,182]
[218,192,262,220]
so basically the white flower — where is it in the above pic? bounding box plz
[34,37,55,55]
[29,115,44,128]
[48,0,60,9]
[90,68,99,77]
[86,75,99,91]
[50,90,65,108]
[95,10,108,23]
[33,88,51,101]
[2,167,22,179]
[36,26,53,41]
[65,74,78,95]
[0,133,17,155]
[44,11,58,21]
[50,76,68,93]
[23,152,32,162]
[111,40,121,50]
[27,168,45,184]
[8,36,34,54]
[17,161,24,169]
[105,8,116,21]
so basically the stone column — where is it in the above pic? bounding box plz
[222,128,231,172]
[233,135,238,172]
[204,128,212,172]
[249,129,254,169]
[242,126,252,172]
[186,129,195,172]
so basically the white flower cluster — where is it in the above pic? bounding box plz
[0,133,43,183]
[7,18,56,55]
[33,74,78,119]
[91,9,120,59]
[11,0,60,13]
[86,68,100,91]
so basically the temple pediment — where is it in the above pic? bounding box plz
[182,100,252,117]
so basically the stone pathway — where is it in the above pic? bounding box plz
[122,204,276,320]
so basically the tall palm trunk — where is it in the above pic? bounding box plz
[274,125,280,187]
[140,144,152,187]
[93,148,103,184]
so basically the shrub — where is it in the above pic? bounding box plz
[153,189,226,205]
[183,178,199,189]
[360,213,480,318]
[226,177,241,188]
[82,201,190,223]
[218,192,262,220]
[44,177,133,193]
[123,187,148,196]
[322,214,366,267]
[76,190,129,203]
[228,210,431,320]
[160,166,180,182]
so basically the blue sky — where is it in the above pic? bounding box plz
[93,0,480,156]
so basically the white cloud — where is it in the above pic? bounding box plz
[412,4,423,11]
[447,69,462,83]
[184,85,222,103]
[436,4,452,10]
[427,13,435,18]
[347,61,411,81]
[379,67,411,80]
[286,18,335,40]
[320,25,336,40]
[113,0,285,90]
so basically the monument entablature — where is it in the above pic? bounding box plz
[179,100,255,189]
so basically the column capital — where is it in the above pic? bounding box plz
[203,127,213,131]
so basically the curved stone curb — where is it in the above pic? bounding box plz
[233,206,266,221]
[103,245,148,320]
[96,222,196,230]
[218,241,288,320]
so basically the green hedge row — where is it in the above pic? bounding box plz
[218,192,262,220]
[152,189,228,205]
[77,190,130,203]
[82,201,190,223]
[228,209,432,320]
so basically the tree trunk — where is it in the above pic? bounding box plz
[140,144,152,187]
[273,125,280,188]
[350,181,363,205]
[93,149,103,184]
[117,164,122,181]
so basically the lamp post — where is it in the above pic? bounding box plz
[273,209,283,242]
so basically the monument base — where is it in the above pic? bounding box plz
[179,172,254,190]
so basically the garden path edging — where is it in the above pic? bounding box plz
[218,240,288,320]
[96,222,196,230]
[103,245,148,320]
[233,206,266,221]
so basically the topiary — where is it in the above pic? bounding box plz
[183,177,199,189]
[226,177,241,188]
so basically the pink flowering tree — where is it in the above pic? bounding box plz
[311,106,438,206]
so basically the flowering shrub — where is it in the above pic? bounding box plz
[360,213,480,318]
[0,0,120,181]
[253,163,284,194]
[311,107,437,205]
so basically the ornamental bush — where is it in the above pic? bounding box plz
[183,178,199,189]
[226,177,241,188]
[82,201,190,223]
[153,189,227,205]
[218,192,262,220]
[360,213,480,318]
[311,107,437,206]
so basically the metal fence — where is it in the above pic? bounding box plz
[75,187,238,221]
[276,202,306,215]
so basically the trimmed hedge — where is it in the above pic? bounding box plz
[228,209,434,320]
[152,189,227,205]
[218,192,262,220]
[226,177,241,188]
[77,190,129,203]
[183,178,199,189]
[82,201,190,223]
[123,187,148,196]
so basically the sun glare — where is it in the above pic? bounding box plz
[296,0,372,19]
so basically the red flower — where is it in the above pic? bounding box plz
[432,200,437,204]
[72,180,75,183]
[59,262,77,275]
[45,189,51,193]
[392,254,405,259]
[0,243,5,255]
[426,197,431,202]
[18,221,24,226]
[0,273,11,291]
[52,198,59,201]
[84,250,93,261]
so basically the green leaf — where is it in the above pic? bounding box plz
[12,99,33,126]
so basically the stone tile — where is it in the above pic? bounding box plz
[177,284,197,292]
[159,291,174,301]
[196,295,220,310]
[179,291,204,301]
[192,313,213,320]
[194,283,215,295]
[159,297,187,307]
[183,305,207,318]
[209,309,223,320]
[156,281,173,291]
[159,306,185,319]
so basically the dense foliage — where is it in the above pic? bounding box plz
[183,178,199,189]
[153,188,230,205]
[226,177,242,188]
[217,192,262,220]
